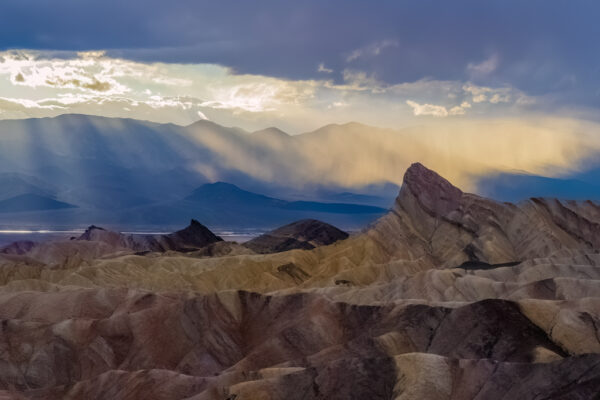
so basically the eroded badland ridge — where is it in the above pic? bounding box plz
[0,163,599,399]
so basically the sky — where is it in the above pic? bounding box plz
[0,1,599,133]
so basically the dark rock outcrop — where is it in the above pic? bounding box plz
[78,219,222,252]
[0,240,36,255]
[244,219,349,253]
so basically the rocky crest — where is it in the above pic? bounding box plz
[244,219,349,253]
[371,162,600,268]
[400,162,463,216]
[77,219,223,253]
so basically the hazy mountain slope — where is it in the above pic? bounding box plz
[85,181,385,229]
[0,115,393,228]
[186,182,385,216]
[319,191,391,207]
[1,114,599,212]
[4,114,597,229]
[477,167,600,202]
[0,115,209,210]
[186,182,286,208]
[0,193,76,213]
[0,173,56,200]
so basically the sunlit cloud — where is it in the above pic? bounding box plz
[406,100,449,117]
[327,101,349,109]
[461,83,526,105]
[0,49,577,132]
[449,101,472,115]
[0,96,65,110]
[0,50,128,95]
[405,99,471,118]
[199,81,317,113]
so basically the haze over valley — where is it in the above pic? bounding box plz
[2,114,600,233]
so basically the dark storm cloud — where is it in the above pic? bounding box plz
[1,0,599,107]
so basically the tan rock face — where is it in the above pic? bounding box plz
[0,163,599,398]
[374,163,600,269]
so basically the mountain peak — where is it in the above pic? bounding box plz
[190,218,203,227]
[252,127,290,137]
[401,162,463,216]
[186,182,279,206]
[171,219,223,245]
[187,119,220,128]
[84,225,106,233]
[0,193,77,213]
[179,218,211,233]
[211,181,238,187]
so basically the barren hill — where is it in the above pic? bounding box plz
[0,163,599,399]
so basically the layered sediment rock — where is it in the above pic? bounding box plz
[0,163,599,398]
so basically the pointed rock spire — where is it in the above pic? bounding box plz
[401,162,463,216]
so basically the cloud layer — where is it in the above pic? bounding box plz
[1,1,598,114]
[0,50,551,132]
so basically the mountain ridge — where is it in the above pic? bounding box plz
[0,193,77,213]
[184,181,387,220]
[76,218,223,252]
[0,114,397,228]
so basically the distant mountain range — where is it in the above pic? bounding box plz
[0,114,399,207]
[476,168,600,202]
[0,173,386,230]
[1,113,599,229]
[0,193,76,213]
[118,182,386,229]
[0,114,398,228]
[186,182,384,214]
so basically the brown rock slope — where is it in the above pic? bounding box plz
[0,163,599,399]
[244,219,349,254]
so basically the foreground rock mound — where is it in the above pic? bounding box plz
[0,163,599,398]
[244,219,349,253]
[0,289,597,399]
